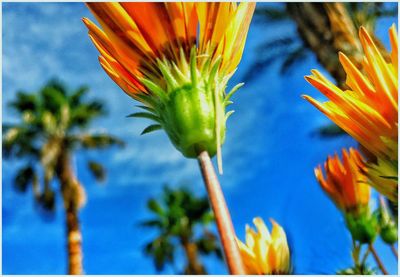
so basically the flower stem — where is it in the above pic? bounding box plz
[351,239,361,267]
[360,246,370,266]
[197,150,245,274]
[390,244,398,258]
[369,244,388,274]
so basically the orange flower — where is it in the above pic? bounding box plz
[236,217,291,274]
[303,25,398,163]
[315,148,370,213]
[83,3,254,100]
[83,3,255,169]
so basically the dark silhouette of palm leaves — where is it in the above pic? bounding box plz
[3,79,124,274]
[139,186,222,274]
[3,79,124,210]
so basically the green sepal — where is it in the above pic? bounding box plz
[345,209,378,244]
[140,78,168,102]
[380,223,398,244]
[208,57,221,85]
[141,124,162,135]
[225,82,244,103]
[136,93,159,108]
[190,47,198,87]
[376,204,398,244]
[157,59,178,91]
[127,112,160,123]
[225,110,235,121]
[136,105,156,113]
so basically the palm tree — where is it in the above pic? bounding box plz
[248,3,396,137]
[3,79,124,274]
[139,186,222,274]
[250,3,396,84]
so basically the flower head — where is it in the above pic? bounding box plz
[315,147,370,213]
[303,25,398,163]
[315,148,379,243]
[236,217,291,275]
[83,3,255,165]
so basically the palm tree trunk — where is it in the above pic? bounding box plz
[57,151,84,275]
[181,239,206,274]
[66,204,83,275]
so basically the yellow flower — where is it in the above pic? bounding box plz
[314,148,370,213]
[363,158,398,202]
[83,3,255,167]
[236,217,290,274]
[303,25,398,163]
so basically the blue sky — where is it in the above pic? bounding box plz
[2,2,398,274]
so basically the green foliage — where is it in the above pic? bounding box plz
[144,236,175,272]
[196,231,223,259]
[3,78,124,213]
[37,188,56,211]
[139,186,221,273]
[380,224,398,244]
[376,199,398,244]
[254,5,290,22]
[345,211,378,244]
[77,134,125,149]
[14,165,35,192]
[337,264,377,275]
[87,161,106,182]
[141,124,162,135]
[313,123,347,138]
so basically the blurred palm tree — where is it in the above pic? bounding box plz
[250,2,396,83]
[3,79,124,274]
[139,186,222,274]
[248,3,397,137]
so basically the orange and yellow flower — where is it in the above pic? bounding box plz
[83,3,255,165]
[303,25,398,163]
[315,147,370,213]
[236,217,291,275]
[362,158,398,202]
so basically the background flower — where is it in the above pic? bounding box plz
[236,217,291,274]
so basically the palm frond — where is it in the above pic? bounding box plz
[37,188,56,212]
[280,46,309,74]
[9,91,39,113]
[255,5,290,23]
[3,125,41,158]
[76,133,124,149]
[256,36,298,52]
[147,198,165,216]
[87,160,106,182]
[69,100,105,129]
[69,86,89,108]
[312,123,347,138]
[14,165,35,192]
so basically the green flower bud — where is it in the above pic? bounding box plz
[161,78,226,158]
[136,47,241,159]
[380,222,398,244]
[376,197,398,244]
[345,210,378,244]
